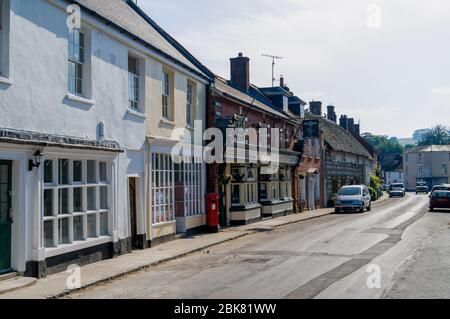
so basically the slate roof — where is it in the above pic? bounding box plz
[406,144,450,153]
[213,76,292,121]
[316,116,372,159]
[72,0,209,79]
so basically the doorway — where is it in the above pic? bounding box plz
[129,177,138,249]
[0,161,12,274]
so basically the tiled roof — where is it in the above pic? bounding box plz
[73,0,207,78]
[406,144,450,153]
[317,117,372,159]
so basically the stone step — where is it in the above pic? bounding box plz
[0,272,18,282]
[0,277,37,295]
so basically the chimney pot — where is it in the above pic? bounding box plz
[309,101,323,116]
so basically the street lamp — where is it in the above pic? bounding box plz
[29,150,44,171]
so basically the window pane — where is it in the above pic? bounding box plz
[44,189,54,217]
[58,189,69,215]
[73,215,84,241]
[100,212,108,236]
[99,162,107,182]
[44,160,53,184]
[100,186,108,210]
[87,187,96,211]
[58,218,70,245]
[73,160,82,183]
[73,188,83,213]
[231,185,240,204]
[87,214,97,238]
[87,160,96,183]
[44,220,55,248]
[59,159,69,185]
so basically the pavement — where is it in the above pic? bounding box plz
[0,201,347,299]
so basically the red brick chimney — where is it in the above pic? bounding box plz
[230,53,250,91]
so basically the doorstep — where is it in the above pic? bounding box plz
[0,273,37,295]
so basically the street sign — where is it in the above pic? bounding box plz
[303,119,319,139]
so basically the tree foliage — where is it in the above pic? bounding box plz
[418,125,449,146]
[362,133,404,155]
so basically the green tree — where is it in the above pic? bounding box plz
[418,125,449,146]
[362,133,404,155]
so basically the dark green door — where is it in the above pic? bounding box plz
[0,161,12,274]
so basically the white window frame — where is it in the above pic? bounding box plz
[186,81,195,127]
[162,71,171,120]
[128,55,141,111]
[231,166,258,206]
[42,157,111,250]
[68,28,85,96]
[182,160,204,217]
[151,153,175,224]
[0,0,10,78]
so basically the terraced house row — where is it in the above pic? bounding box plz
[0,0,376,278]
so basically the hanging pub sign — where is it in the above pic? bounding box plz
[303,119,319,139]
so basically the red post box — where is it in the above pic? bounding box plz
[206,193,220,233]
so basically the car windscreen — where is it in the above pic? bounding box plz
[338,187,361,196]
[390,185,403,190]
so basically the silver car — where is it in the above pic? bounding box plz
[335,185,372,213]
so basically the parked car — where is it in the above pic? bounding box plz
[430,184,450,196]
[429,191,450,211]
[416,185,429,194]
[334,185,372,213]
[382,184,390,191]
[389,183,405,197]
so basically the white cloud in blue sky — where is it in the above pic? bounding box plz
[138,0,450,138]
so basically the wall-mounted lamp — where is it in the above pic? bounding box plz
[29,150,44,171]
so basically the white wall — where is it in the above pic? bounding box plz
[0,0,147,254]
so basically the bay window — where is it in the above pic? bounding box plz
[43,158,111,249]
[230,166,258,207]
[152,153,175,224]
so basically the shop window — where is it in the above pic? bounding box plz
[231,166,258,206]
[43,158,111,248]
[152,153,175,224]
[174,161,204,217]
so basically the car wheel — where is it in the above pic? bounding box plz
[367,203,372,212]
[334,208,340,214]
[359,206,365,213]
[429,207,434,212]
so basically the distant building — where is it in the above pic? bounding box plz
[404,145,450,190]
[379,154,404,185]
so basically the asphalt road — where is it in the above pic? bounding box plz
[67,193,450,299]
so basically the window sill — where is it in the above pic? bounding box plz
[160,118,176,126]
[0,76,13,86]
[66,93,96,106]
[127,108,147,119]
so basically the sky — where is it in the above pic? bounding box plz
[137,0,450,138]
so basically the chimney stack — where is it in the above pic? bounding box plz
[339,115,348,130]
[309,101,323,116]
[230,53,250,91]
[354,123,361,136]
[347,118,355,133]
[327,105,337,123]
